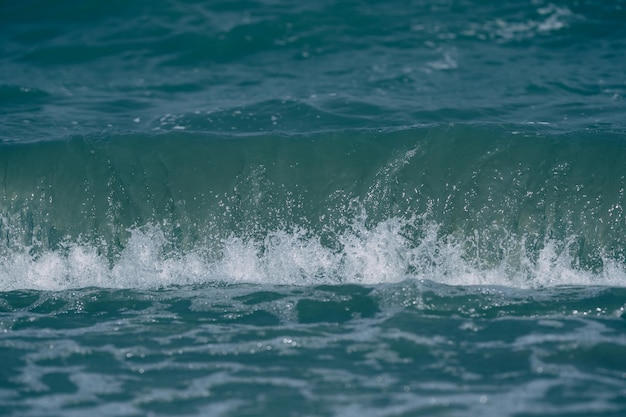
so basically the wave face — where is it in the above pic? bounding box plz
[1,126,624,290]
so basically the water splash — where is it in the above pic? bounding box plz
[1,213,625,291]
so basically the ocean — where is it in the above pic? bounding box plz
[1,0,626,415]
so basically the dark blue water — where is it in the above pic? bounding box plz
[1,0,625,415]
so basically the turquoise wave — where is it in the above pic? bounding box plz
[1,125,624,289]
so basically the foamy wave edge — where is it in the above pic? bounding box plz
[1,218,625,291]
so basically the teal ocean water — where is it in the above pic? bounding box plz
[1,0,626,416]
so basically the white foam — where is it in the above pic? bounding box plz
[486,4,574,41]
[0,218,625,291]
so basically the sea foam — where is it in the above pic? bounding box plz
[1,215,624,291]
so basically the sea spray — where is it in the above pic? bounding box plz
[2,212,625,291]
